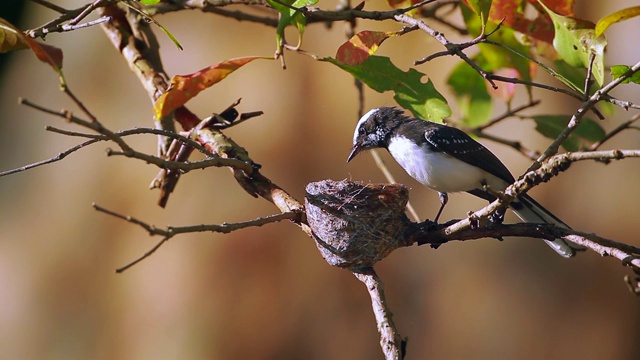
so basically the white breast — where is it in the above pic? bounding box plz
[387,136,508,193]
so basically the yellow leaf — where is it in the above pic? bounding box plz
[595,6,640,37]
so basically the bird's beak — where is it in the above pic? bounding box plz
[347,144,361,163]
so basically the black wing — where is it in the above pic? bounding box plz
[423,123,515,184]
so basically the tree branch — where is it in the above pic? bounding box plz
[440,149,640,241]
[531,61,640,171]
[353,268,405,360]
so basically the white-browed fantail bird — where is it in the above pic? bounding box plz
[347,106,585,258]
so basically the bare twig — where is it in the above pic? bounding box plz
[487,74,585,102]
[26,0,111,38]
[590,113,640,151]
[68,0,109,25]
[475,100,541,131]
[0,138,98,177]
[93,203,301,272]
[584,52,596,98]
[603,95,640,110]
[472,131,540,160]
[369,150,421,222]
[28,15,112,36]
[29,0,68,13]
[15,98,255,175]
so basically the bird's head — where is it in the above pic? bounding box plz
[347,107,406,162]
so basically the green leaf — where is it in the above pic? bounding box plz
[140,0,161,4]
[266,0,318,52]
[531,115,605,151]
[595,6,640,37]
[463,0,492,26]
[447,57,492,127]
[553,60,586,93]
[538,0,606,85]
[611,65,640,84]
[324,56,451,122]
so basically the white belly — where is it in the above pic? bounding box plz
[387,136,508,193]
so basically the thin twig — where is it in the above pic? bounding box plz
[68,0,108,26]
[0,125,220,177]
[29,0,68,13]
[475,100,541,131]
[370,150,421,222]
[12,99,253,176]
[0,138,98,177]
[394,14,498,89]
[487,74,584,102]
[62,86,98,121]
[473,131,540,160]
[26,0,111,38]
[584,52,596,99]
[604,95,640,110]
[93,203,300,272]
[590,113,640,151]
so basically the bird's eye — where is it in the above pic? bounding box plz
[358,126,366,135]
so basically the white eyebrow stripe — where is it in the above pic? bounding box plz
[353,108,380,144]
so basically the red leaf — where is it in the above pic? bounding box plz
[486,0,576,44]
[336,31,391,66]
[23,37,63,72]
[154,56,271,120]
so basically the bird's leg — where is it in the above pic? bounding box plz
[434,192,448,223]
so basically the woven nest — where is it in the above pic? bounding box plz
[305,180,411,269]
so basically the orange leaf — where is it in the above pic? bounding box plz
[154,56,271,120]
[336,31,392,66]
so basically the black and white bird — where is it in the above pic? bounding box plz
[347,106,584,258]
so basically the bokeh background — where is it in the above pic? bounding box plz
[1,1,639,359]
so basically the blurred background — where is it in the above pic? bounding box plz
[1,1,639,359]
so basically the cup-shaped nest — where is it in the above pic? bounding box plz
[305,180,411,269]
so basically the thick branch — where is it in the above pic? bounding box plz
[98,4,310,233]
